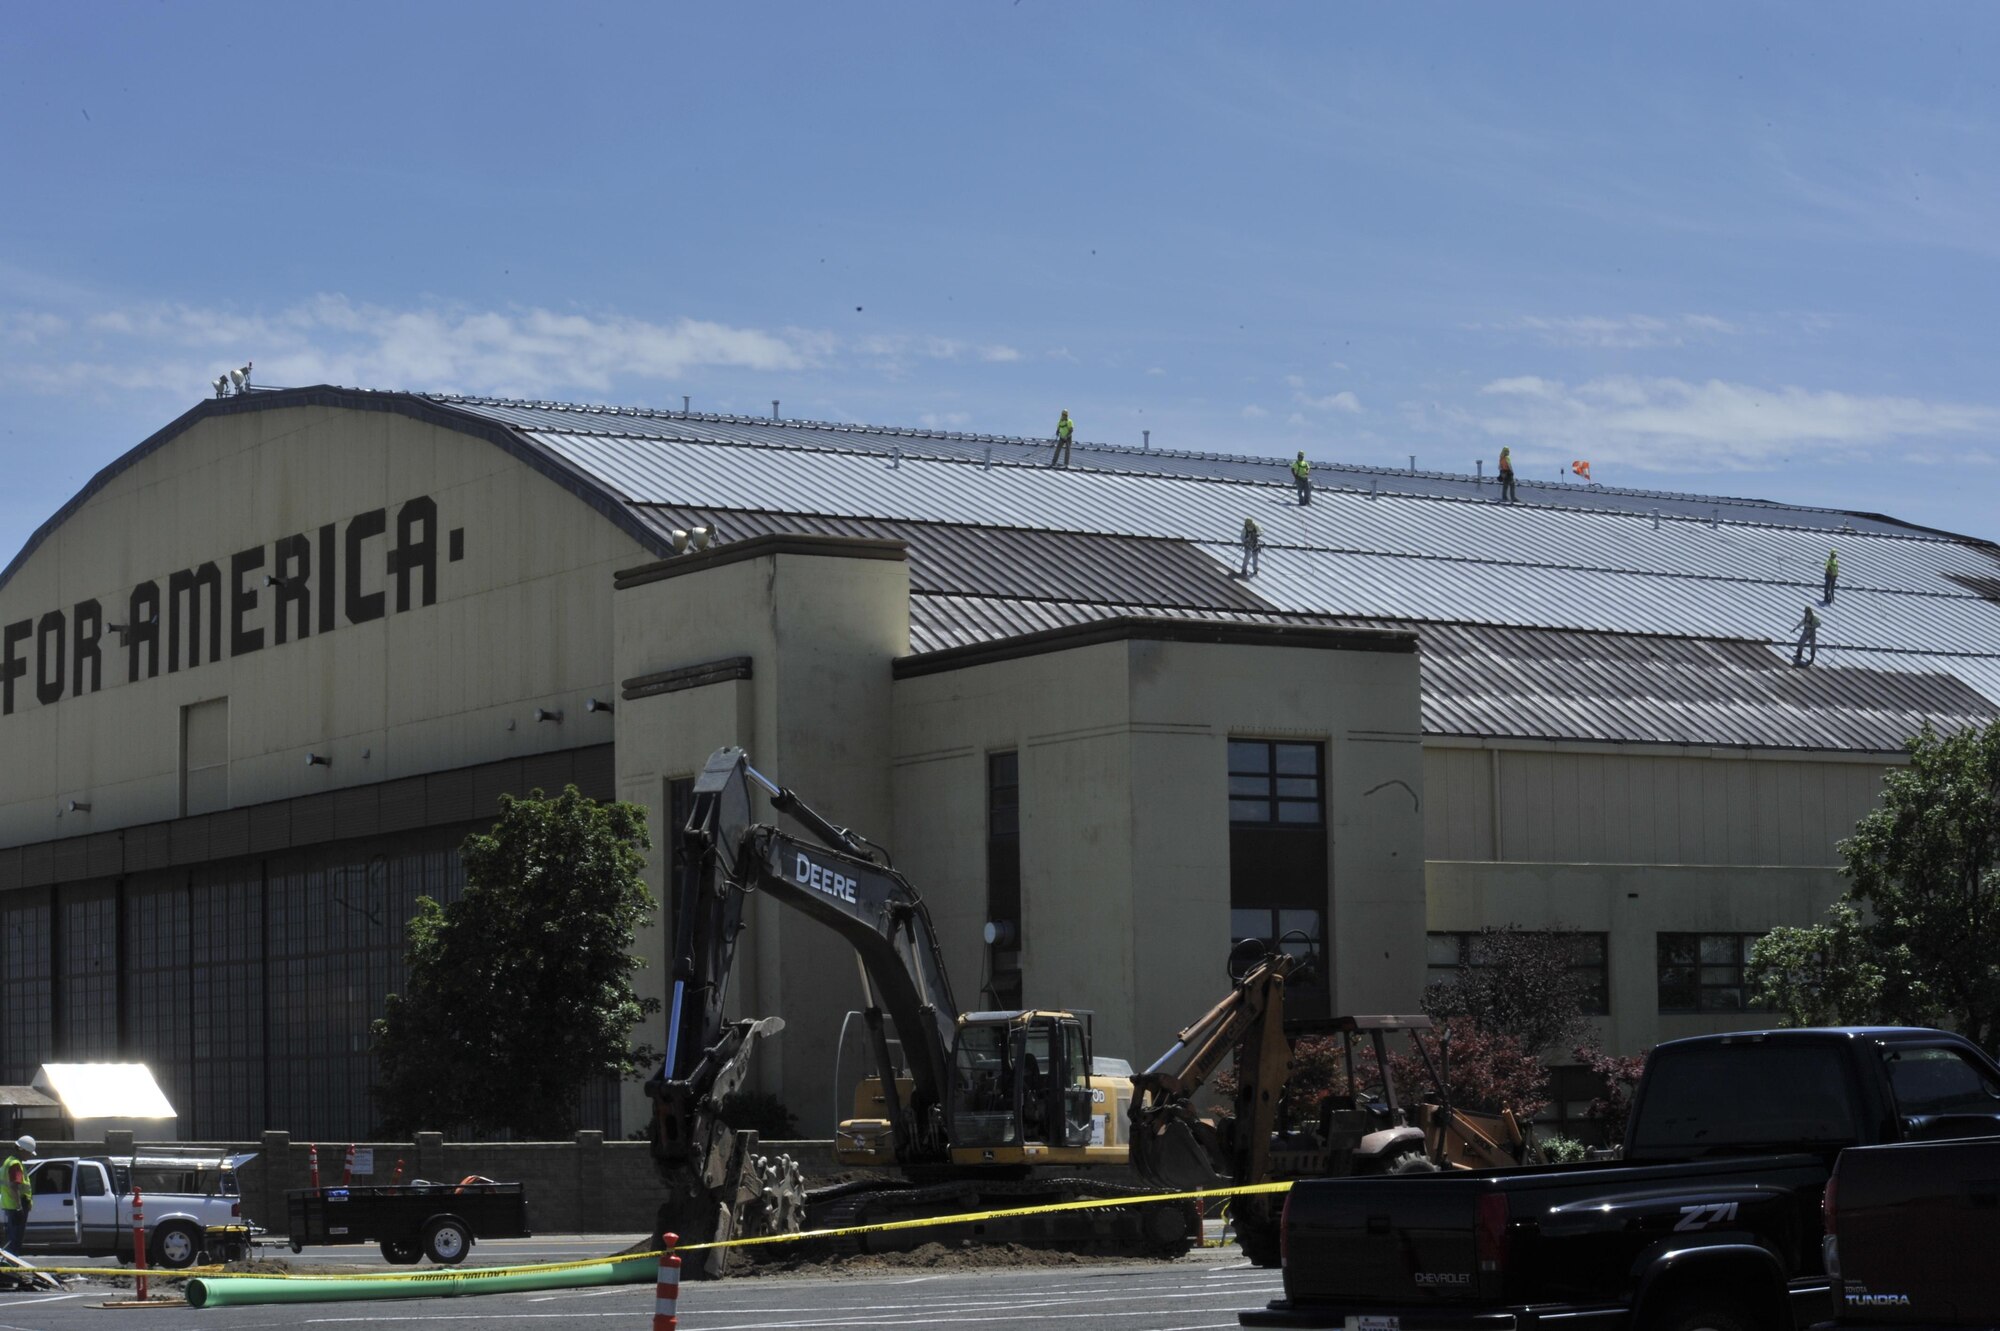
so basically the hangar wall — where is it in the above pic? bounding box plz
[0,403,650,1140]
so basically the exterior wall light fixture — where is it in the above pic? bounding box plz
[535,708,564,723]
[585,698,613,714]
[306,752,330,767]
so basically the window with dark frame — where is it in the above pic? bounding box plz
[1425,930,1611,1015]
[1228,740,1325,825]
[1228,739,1330,1016]
[1656,932,1777,1014]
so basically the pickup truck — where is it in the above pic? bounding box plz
[1244,1027,2000,1331]
[20,1152,259,1269]
[1820,1136,2000,1328]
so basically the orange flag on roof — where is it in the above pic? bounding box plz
[1571,460,1592,481]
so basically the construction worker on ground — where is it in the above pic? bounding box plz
[1824,549,1840,605]
[1240,517,1263,577]
[1793,603,1820,668]
[1497,447,1518,503]
[1051,410,1074,468]
[1291,451,1312,505]
[1,1136,31,1256]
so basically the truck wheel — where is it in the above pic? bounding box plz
[422,1216,472,1265]
[1650,1296,1758,1331]
[380,1239,424,1265]
[151,1221,202,1270]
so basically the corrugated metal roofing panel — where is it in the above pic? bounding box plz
[907,598,2000,752]
[629,506,1276,611]
[531,434,1997,656]
[438,393,1935,536]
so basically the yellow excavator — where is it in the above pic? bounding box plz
[1127,943,1528,1266]
[646,747,1197,1275]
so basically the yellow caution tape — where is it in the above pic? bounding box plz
[12,1179,1296,1281]
[679,1178,1295,1252]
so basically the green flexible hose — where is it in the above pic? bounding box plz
[185,1253,660,1308]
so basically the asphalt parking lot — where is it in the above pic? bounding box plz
[0,1238,1280,1331]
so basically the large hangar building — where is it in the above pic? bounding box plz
[3,387,1996,1141]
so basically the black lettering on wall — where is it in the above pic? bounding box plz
[345,508,386,624]
[72,599,102,697]
[127,582,160,682]
[230,546,265,657]
[1,619,29,715]
[318,522,337,633]
[35,610,66,706]
[274,533,311,645]
[390,496,438,612]
[167,563,222,672]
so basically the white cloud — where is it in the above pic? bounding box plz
[1288,381,1362,413]
[1466,374,2000,470]
[1240,404,1269,420]
[1474,313,1743,349]
[918,411,971,430]
[0,295,1051,402]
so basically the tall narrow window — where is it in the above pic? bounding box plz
[986,752,1022,1009]
[180,697,229,817]
[1228,740,1329,1016]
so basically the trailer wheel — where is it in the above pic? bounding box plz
[380,1239,424,1265]
[422,1215,473,1265]
[151,1221,202,1270]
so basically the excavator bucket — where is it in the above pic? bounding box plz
[1129,1106,1231,1192]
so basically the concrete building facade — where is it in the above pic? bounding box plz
[4,387,1996,1141]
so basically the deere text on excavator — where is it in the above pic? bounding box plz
[646,746,1198,1275]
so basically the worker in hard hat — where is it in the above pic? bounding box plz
[1240,517,1263,577]
[1497,448,1517,503]
[1051,411,1074,468]
[1823,550,1840,605]
[1792,604,1820,668]
[1,1136,32,1256]
[1291,452,1312,506]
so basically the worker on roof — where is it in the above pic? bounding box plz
[1,1136,32,1256]
[1291,452,1312,506]
[1497,447,1518,503]
[1824,549,1840,606]
[1792,603,1820,668]
[1051,411,1074,468]
[1240,517,1263,577]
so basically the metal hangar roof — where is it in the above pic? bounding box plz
[13,386,2000,755]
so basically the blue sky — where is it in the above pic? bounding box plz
[5,2,2000,561]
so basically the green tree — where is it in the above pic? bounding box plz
[1746,901,1889,1028]
[1747,721,2000,1043]
[373,786,659,1137]
[1841,721,2000,1044]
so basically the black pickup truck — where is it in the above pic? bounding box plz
[1244,1027,2000,1331]
[1820,1136,2000,1329]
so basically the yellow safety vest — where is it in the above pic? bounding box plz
[0,1154,27,1210]
[1292,458,1310,479]
[1057,417,1073,441]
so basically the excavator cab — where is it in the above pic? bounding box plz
[945,1011,1109,1166]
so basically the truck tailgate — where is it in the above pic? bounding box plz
[1281,1173,1491,1307]
[1834,1138,2000,1325]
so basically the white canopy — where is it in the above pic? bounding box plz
[29,1064,176,1121]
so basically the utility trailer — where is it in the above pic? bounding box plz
[285,1181,529,1265]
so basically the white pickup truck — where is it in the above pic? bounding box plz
[19,1152,259,1269]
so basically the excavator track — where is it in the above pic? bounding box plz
[803,1175,1199,1259]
